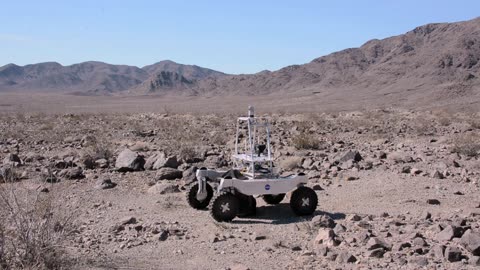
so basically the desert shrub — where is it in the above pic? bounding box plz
[279,156,303,171]
[81,140,113,169]
[451,135,480,157]
[178,144,198,162]
[292,133,320,150]
[0,178,75,269]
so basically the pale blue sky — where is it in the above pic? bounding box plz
[1,1,478,74]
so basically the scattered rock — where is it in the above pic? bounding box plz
[95,178,117,189]
[115,148,145,172]
[314,228,340,247]
[335,251,357,263]
[58,167,85,180]
[436,225,464,242]
[148,182,180,194]
[311,215,336,228]
[339,150,362,163]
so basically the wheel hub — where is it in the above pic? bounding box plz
[221,202,230,213]
[301,197,310,207]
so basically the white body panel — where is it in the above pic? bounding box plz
[218,174,307,196]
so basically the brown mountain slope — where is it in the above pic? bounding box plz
[189,17,480,106]
[0,61,149,94]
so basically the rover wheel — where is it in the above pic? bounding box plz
[290,187,318,216]
[210,193,239,222]
[262,194,285,205]
[238,195,256,217]
[186,182,213,210]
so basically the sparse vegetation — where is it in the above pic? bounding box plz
[451,134,480,157]
[0,176,75,269]
[292,133,320,150]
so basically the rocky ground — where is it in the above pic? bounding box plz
[0,109,480,269]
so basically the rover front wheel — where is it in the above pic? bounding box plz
[186,182,213,210]
[262,194,286,205]
[210,193,239,222]
[290,187,317,216]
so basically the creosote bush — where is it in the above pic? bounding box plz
[0,173,76,269]
[292,133,320,150]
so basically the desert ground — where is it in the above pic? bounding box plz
[0,98,480,270]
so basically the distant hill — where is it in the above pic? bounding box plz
[1,17,479,108]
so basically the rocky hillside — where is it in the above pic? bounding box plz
[194,17,480,103]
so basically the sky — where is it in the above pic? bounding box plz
[0,1,479,74]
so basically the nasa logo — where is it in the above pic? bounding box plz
[265,184,270,190]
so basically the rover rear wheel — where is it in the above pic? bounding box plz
[290,187,317,216]
[210,192,239,222]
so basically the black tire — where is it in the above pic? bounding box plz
[262,194,286,205]
[210,193,239,222]
[186,182,213,210]
[290,187,318,216]
[238,195,256,217]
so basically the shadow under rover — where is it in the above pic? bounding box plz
[232,203,346,225]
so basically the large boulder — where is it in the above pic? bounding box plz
[155,168,183,180]
[145,152,179,170]
[339,150,362,163]
[115,149,145,172]
[461,230,480,256]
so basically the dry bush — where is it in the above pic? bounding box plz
[279,156,303,171]
[178,144,198,162]
[0,173,75,269]
[292,133,320,150]
[80,140,113,169]
[451,135,480,157]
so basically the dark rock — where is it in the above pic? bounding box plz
[115,148,145,172]
[145,152,179,170]
[367,237,392,251]
[155,168,183,180]
[158,230,169,241]
[368,248,385,258]
[427,199,441,205]
[401,166,411,174]
[445,246,463,262]
[120,216,137,225]
[3,153,21,166]
[432,170,445,179]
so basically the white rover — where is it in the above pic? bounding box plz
[186,106,318,222]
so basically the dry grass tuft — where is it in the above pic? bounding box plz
[0,175,76,269]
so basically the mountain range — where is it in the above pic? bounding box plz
[1,17,479,107]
